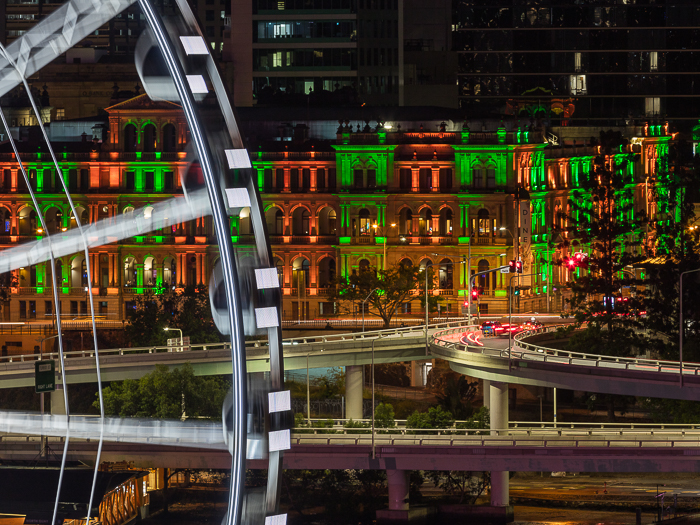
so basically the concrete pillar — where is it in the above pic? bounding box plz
[51,388,66,415]
[345,365,364,420]
[387,470,409,511]
[409,361,423,387]
[483,379,491,410]
[490,381,509,507]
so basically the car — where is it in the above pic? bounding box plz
[494,323,523,336]
[480,321,501,336]
[522,319,544,331]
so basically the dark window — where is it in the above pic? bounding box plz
[290,168,299,190]
[3,170,10,190]
[45,301,52,316]
[276,169,285,190]
[125,300,136,318]
[80,169,89,190]
[68,169,78,191]
[353,169,363,189]
[206,10,215,21]
[302,168,310,190]
[28,301,36,319]
[328,168,336,189]
[19,301,26,320]
[42,169,52,192]
[125,171,135,190]
[439,168,453,191]
[145,171,155,191]
[264,168,273,191]
[164,171,174,190]
[367,169,376,188]
[70,300,78,315]
[400,168,412,190]
[317,168,326,190]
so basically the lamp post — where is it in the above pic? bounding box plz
[371,337,378,459]
[679,268,700,386]
[306,353,311,425]
[37,332,62,455]
[362,287,379,333]
[508,272,539,371]
[84,286,88,317]
[163,326,183,351]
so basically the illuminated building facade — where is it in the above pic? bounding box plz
[0,95,674,329]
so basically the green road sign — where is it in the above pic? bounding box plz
[35,360,56,393]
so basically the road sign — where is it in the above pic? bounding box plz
[35,360,56,393]
[500,267,510,274]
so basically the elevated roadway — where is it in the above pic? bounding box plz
[0,322,453,389]
[431,326,700,402]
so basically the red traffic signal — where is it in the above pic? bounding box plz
[508,260,517,273]
[463,300,469,307]
[515,260,523,274]
[471,289,479,300]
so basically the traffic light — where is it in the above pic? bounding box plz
[508,260,517,273]
[514,287,520,296]
[463,300,469,308]
[471,289,479,301]
[515,260,523,274]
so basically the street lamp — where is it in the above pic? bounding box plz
[362,287,380,333]
[163,326,184,351]
[679,268,700,386]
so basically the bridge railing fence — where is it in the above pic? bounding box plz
[0,321,469,364]
[431,324,700,377]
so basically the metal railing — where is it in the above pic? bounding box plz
[432,324,700,378]
[0,321,469,365]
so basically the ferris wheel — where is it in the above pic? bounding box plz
[0,1,288,524]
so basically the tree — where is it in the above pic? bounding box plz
[95,363,228,420]
[557,130,647,358]
[125,284,223,347]
[332,263,434,328]
[426,470,489,505]
[406,405,455,430]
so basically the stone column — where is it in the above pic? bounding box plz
[411,168,419,192]
[345,365,364,420]
[431,167,440,192]
[51,388,66,415]
[387,470,409,511]
[490,381,509,507]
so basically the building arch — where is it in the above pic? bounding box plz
[317,205,337,236]
[477,259,490,292]
[439,207,453,236]
[317,255,336,287]
[265,206,285,235]
[143,122,157,152]
[291,205,311,235]
[398,206,413,235]
[291,256,310,288]
[0,206,11,235]
[18,206,37,235]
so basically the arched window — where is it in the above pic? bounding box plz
[399,208,412,235]
[274,257,284,286]
[477,259,490,292]
[239,207,252,235]
[292,257,310,288]
[419,258,432,272]
[18,207,37,235]
[419,208,433,236]
[0,207,10,235]
[265,207,284,235]
[358,258,370,273]
[318,257,336,287]
[318,206,337,236]
[143,123,157,152]
[399,257,413,268]
[124,124,137,153]
[439,258,453,289]
[439,208,453,236]
[292,207,310,235]
[123,257,136,287]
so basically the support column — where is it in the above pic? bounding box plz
[387,470,409,511]
[409,361,422,387]
[490,381,509,507]
[51,387,66,415]
[345,365,363,420]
